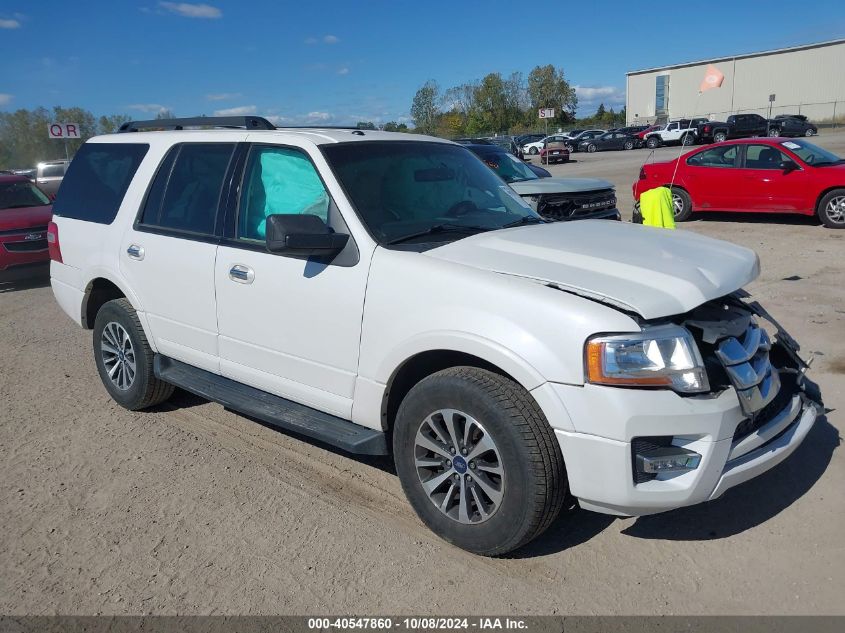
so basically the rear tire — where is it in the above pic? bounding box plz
[768,128,780,137]
[817,189,845,229]
[393,367,566,556]
[92,298,174,410]
[714,131,727,143]
[671,187,693,222]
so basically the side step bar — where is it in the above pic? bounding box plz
[153,356,388,455]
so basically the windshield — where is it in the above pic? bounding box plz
[475,150,538,183]
[322,141,539,246]
[0,181,51,210]
[781,140,842,166]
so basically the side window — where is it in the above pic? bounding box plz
[238,146,330,242]
[52,143,149,224]
[686,145,738,168]
[40,165,65,178]
[745,145,790,170]
[139,143,234,235]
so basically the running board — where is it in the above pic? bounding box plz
[153,355,388,455]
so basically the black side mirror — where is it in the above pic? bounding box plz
[265,214,349,258]
[780,160,799,173]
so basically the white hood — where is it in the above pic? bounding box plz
[426,220,760,319]
[509,177,613,195]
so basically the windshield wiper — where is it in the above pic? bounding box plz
[386,223,492,245]
[500,216,546,228]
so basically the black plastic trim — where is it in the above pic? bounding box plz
[153,355,388,455]
[119,116,275,132]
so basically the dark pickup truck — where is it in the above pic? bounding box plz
[697,113,769,143]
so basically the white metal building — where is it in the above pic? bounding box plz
[626,39,845,125]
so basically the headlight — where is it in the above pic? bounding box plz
[585,324,710,393]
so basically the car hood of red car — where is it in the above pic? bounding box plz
[0,204,53,231]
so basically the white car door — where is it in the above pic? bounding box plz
[214,142,368,418]
[663,122,681,142]
[120,142,238,373]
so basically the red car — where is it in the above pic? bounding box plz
[539,144,570,164]
[633,138,845,228]
[0,175,53,277]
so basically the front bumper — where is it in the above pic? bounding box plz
[539,378,818,516]
[0,231,49,271]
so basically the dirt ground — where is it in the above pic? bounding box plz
[1,132,844,616]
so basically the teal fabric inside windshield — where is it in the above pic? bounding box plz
[239,147,329,240]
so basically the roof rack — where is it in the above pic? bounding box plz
[118,116,276,133]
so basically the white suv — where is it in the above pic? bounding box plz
[49,116,820,556]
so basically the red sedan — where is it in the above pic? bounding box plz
[633,138,845,228]
[0,175,53,278]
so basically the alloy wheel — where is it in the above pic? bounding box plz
[100,321,136,391]
[672,193,684,217]
[825,196,845,224]
[414,409,504,524]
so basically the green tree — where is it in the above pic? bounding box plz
[382,121,408,132]
[356,121,376,130]
[527,65,577,126]
[410,80,440,135]
[97,114,131,135]
[155,109,175,120]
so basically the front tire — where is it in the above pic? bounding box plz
[623,140,634,150]
[646,136,660,149]
[817,189,845,228]
[92,298,174,410]
[393,367,566,556]
[529,147,538,155]
[587,144,597,153]
[768,128,780,137]
[805,128,815,137]
[681,133,694,146]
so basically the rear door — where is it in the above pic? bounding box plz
[119,142,238,373]
[681,144,742,210]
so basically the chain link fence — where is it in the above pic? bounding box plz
[631,100,845,128]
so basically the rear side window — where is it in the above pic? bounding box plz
[40,164,66,178]
[138,143,235,236]
[52,143,148,224]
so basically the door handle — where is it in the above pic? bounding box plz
[229,264,255,284]
[126,244,145,260]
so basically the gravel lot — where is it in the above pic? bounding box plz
[1,132,844,616]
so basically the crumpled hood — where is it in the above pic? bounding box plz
[509,177,614,195]
[426,220,760,319]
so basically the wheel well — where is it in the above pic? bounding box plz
[814,187,845,214]
[382,351,516,433]
[83,278,125,329]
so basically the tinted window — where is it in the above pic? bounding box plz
[687,145,738,168]
[238,146,330,241]
[745,145,790,170]
[40,164,66,178]
[140,143,234,235]
[52,143,149,224]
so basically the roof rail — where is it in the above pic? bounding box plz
[118,116,276,133]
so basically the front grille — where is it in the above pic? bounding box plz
[537,188,617,221]
[0,225,48,237]
[714,322,779,416]
[732,372,796,441]
[4,239,48,252]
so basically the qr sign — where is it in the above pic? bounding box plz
[48,123,81,139]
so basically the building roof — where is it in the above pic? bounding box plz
[627,38,845,76]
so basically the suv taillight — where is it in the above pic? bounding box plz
[47,221,62,263]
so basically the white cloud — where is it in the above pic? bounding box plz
[213,105,257,116]
[206,92,242,101]
[304,37,318,44]
[574,85,625,103]
[0,93,13,105]
[306,111,331,121]
[337,67,349,75]
[128,103,170,113]
[158,2,222,19]
[323,34,339,44]
[0,18,21,29]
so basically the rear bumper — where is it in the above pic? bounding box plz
[544,380,818,517]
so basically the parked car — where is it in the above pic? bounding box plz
[0,175,53,278]
[616,125,650,137]
[50,116,820,556]
[35,159,70,196]
[563,129,605,152]
[538,141,570,164]
[633,137,845,228]
[644,119,708,149]
[768,115,817,138]
[578,131,637,153]
[466,144,617,220]
[522,134,569,156]
[514,133,546,148]
[696,114,769,144]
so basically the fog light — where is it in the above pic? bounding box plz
[636,447,702,474]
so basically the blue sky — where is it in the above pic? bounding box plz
[1,1,844,125]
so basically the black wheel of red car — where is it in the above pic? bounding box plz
[817,189,845,229]
[671,187,693,222]
[623,140,634,150]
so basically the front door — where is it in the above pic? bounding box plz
[214,143,369,418]
[681,144,742,211]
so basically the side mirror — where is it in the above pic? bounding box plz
[780,160,799,173]
[265,214,349,258]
